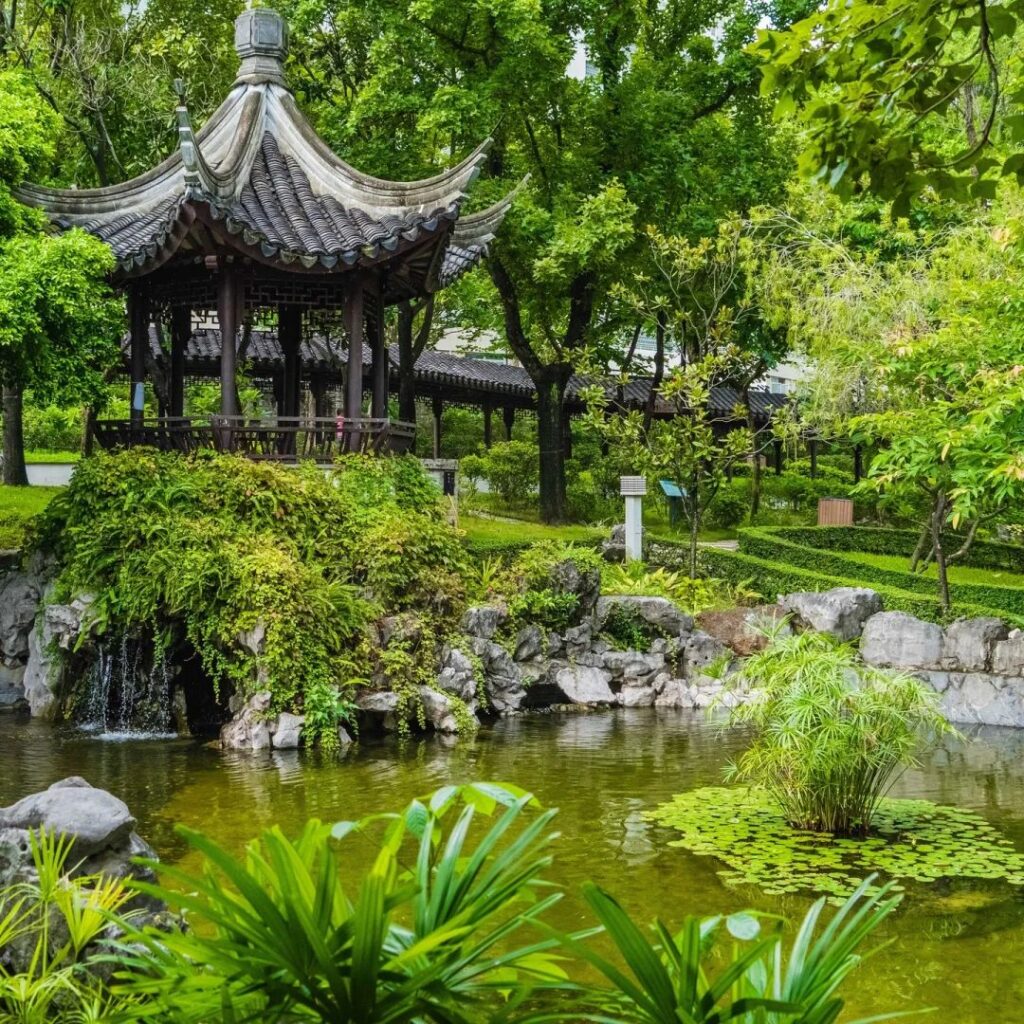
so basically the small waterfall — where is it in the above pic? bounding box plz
[80,637,175,739]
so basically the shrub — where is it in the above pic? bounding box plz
[738,526,1024,619]
[20,403,83,452]
[33,450,470,747]
[460,440,537,507]
[502,541,603,630]
[722,628,955,834]
[703,481,749,528]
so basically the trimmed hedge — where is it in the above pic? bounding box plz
[688,545,1022,625]
[738,527,1024,619]
[761,525,1024,574]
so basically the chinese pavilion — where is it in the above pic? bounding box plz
[16,6,517,458]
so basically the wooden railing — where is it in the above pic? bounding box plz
[91,416,417,461]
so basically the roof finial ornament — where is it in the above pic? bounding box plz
[234,7,289,87]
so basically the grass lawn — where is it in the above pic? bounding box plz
[25,450,80,464]
[0,485,60,549]
[460,513,604,551]
[836,550,1024,590]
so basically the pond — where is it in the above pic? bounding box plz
[2,707,1023,1020]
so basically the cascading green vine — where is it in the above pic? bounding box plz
[33,449,472,749]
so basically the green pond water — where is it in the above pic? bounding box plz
[2,708,1024,1020]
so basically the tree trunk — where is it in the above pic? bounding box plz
[643,313,666,434]
[2,385,28,486]
[744,389,761,519]
[930,492,951,613]
[689,477,700,578]
[536,373,568,523]
[397,302,416,423]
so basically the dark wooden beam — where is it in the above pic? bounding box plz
[503,404,515,441]
[483,402,492,448]
[432,395,443,458]
[344,277,365,450]
[773,438,784,475]
[216,267,238,417]
[169,305,189,418]
[279,303,302,417]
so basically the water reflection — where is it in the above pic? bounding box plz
[0,708,1023,1020]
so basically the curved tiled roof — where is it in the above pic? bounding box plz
[16,8,519,281]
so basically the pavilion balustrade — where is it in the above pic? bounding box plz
[91,415,415,461]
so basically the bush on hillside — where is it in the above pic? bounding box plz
[461,440,537,507]
[34,450,470,748]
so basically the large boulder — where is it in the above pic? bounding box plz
[0,571,42,662]
[0,777,139,861]
[549,558,601,618]
[601,649,665,684]
[860,611,944,670]
[595,595,693,638]
[470,637,527,713]
[682,631,727,677]
[437,646,478,701]
[418,687,465,734]
[992,631,1024,676]
[461,605,507,640]
[513,625,544,663]
[269,712,304,749]
[942,618,1009,673]
[219,691,273,751]
[553,665,615,705]
[779,587,883,642]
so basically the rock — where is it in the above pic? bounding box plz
[0,662,25,707]
[377,612,424,649]
[0,571,42,661]
[470,637,527,713]
[595,596,694,637]
[942,617,1009,673]
[22,621,55,718]
[546,631,564,657]
[237,620,266,658]
[992,631,1024,676]
[461,604,507,640]
[860,612,944,670]
[44,595,96,651]
[270,712,304,749]
[619,680,656,707]
[418,687,465,733]
[654,678,695,708]
[601,650,665,683]
[601,524,627,563]
[437,646,477,701]
[549,558,601,618]
[682,631,727,677]
[0,777,135,859]
[337,724,354,747]
[553,665,615,705]
[219,691,273,751]
[357,690,400,714]
[779,587,883,642]
[513,625,544,662]
[563,622,593,654]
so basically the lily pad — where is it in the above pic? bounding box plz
[647,787,1024,904]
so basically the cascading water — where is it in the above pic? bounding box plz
[80,637,176,739]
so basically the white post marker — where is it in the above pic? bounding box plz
[620,475,647,562]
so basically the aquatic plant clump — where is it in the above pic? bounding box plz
[648,786,1024,904]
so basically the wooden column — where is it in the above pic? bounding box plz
[344,278,365,450]
[503,405,516,441]
[128,286,148,430]
[279,304,302,417]
[809,437,818,479]
[169,305,189,418]
[483,403,493,448]
[853,444,863,484]
[773,438,784,475]
[369,291,388,419]
[432,396,443,458]
[216,268,238,418]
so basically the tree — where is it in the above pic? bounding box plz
[0,71,122,485]
[757,189,1024,610]
[585,351,754,577]
[278,0,795,521]
[753,0,1024,214]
